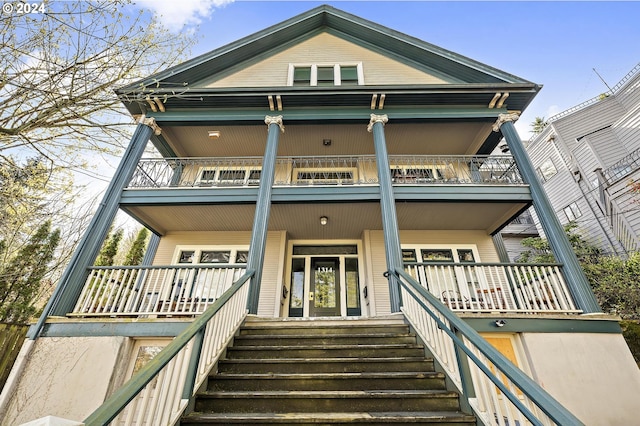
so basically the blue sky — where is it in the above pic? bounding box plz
[135,0,640,138]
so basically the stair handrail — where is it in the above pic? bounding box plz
[391,267,584,426]
[83,269,254,426]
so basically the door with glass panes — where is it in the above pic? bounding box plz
[288,245,361,317]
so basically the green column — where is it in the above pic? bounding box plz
[495,114,600,313]
[29,118,160,337]
[369,114,403,312]
[246,115,284,314]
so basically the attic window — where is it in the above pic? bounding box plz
[293,66,311,86]
[288,63,363,86]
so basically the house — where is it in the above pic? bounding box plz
[2,5,639,425]
[524,63,640,255]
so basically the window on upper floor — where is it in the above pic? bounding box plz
[288,63,363,86]
[563,202,582,222]
[536,159,557,183]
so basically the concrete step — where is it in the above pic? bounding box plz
[216,357,436,374]
[239,324,410,336]
[181,411,477,425]
[232,333,417,346]
[194,390,463,414]
[226,344,425,359]
[208,371,447,391]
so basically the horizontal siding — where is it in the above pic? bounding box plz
[202,32,451,88]
[615,73,640,110]
[553,97,625,153]
[612,107,640,153]
[152,230,286,317]
[584,129,627,168]
[368,229,499,316]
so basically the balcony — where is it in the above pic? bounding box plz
[403,262,580,314]
[127,155,523,189]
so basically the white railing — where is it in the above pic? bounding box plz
[403,262,580,314]
[72,265,246,317]
[394,268,584,426]
[84,271,254,425]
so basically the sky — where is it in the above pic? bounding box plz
[130,0,640,138]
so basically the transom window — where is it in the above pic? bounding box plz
[402,246,478,264]
[293,168,356,185]
[176,247,249,264]
[288,63,364,86]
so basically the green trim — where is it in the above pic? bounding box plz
[462,316,622,334]
[29,320,190,338]
[121,185,530,205]
[148,106,506,124]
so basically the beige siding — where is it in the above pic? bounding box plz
[367,230,499,316]
[200,32,452,88]
[153,231,286,317]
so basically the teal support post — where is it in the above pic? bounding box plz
[246,115,284,314]
[368,114,403,312]
[492,233,511,263]
[495,114,600,313]
[29,118,160,338]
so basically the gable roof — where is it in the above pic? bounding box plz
[116,5,540,113]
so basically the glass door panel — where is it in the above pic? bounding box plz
[310,257,340,317]
[345,258,361,316]
[289,258,305,317]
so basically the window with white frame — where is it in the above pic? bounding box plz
[175,246,249,265]
[197,167,261,186]
[563,202,582,221]
[391,166,444,183]
[536,159,557,183]
[288,63,364,86]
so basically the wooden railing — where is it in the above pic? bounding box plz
[392,268,584,426]
[84,270,254,425]
[72,264,246,317]
[403,262,580,314]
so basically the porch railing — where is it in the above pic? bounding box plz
[391,267,584,426]
[83,270,254,425]
[403,262,580,314]
[71,264,246,317]
[127,155,523,189]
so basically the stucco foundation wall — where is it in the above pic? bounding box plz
[367,230,497,315]
[521,332,640,425]
[1,336,128,425]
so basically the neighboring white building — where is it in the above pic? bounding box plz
[525,64,640,255]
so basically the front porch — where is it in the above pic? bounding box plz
[68,261,580,318]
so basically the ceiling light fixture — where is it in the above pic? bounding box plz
[320,216,328,226]
[208,130,221,139]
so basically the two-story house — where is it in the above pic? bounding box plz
[2,6,639,426]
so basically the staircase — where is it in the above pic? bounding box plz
[181,315,476,425]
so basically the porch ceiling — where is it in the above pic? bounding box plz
[124,201,526,237]
[159,121,494,158]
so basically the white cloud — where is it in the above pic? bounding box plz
[135,0,233,32]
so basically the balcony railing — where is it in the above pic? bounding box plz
[403,262,580,313]
[127,155,523,189]
[71,264,246,317]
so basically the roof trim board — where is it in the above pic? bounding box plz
[116,5,539,96]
